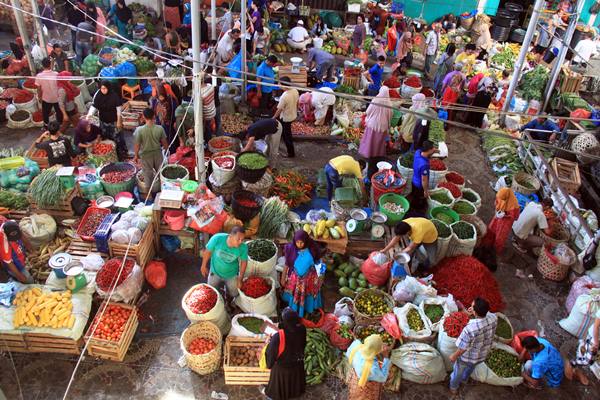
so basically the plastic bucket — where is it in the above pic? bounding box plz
[160,164,190,190]
[378,193,410,226]
[163,209,186,230]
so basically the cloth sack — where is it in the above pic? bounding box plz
[558,289,600,338]
[392,276,437,303]
[437,316,459,372]
[229,313,275,338]
[19,214,57,250]
[234,277,277,317]
[181,284,231,334]
[470,343,524,386]
[566,276,599,313]
[390,342,446,384]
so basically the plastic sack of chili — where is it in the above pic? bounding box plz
[511,330,538,360]
[329,323,353,350]
[300,308,325,329]
[320,313,339,335]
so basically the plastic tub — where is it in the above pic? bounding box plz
[99,162,137,196]
[163,209,186,231]
[378,193,409,226]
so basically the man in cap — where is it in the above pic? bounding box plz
[287,20,311,52]
[0,220,33,283]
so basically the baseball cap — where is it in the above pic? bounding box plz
[3,221,21,242]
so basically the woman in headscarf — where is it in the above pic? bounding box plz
[433,43,456,94]
[56,71,80,132]
[399,93,427,152]
[441,74,462,121]
[281,230,323,318]
[395,31,413,67]
[481,187,520,255]
[346,334,391,400]
[151,84,178,153]
[465,77,496,128]
[108,0,132,39]
[264,307,307,400]
[74,119,101,153]
[359,86,393,179]
[87,81,126,158]
[353,15,367,55]
[464,72,485,105]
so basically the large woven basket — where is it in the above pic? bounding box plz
[540,224,570,247]
[353,324,396,353]
[460,214,487,248]
[353,289,395,326]
[511,172,540,195]
[537,245,573,282]
[180,321,223,375]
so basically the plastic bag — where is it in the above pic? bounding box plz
[419,297,451,332]
[111,220,131,232]
[121,210,138,222]
[300,308,325,328]
[130,216,149,232]
[329,323,353,350]
[321,313,339,335]
[559,289,600,338]
[81,254,105,271]
[437,316,459,371]
[97,263,143,303]
[334,297,354,318]
[361,252,392,286]
[381,312,402,340]
[161,235,181,252]
[511,330,538,360]
[338,315,354,328]
[145,260,167,289]
[111,229,130,244]
[127,227,142,244]
[392,276,437,303]
[566,276,599,313]
[394,303,434,342]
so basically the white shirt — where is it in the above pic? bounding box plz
[573,39,597,64]
[512,202,548,240]
[289,26,309,42]
[426,30,439,56]
[217,30,236,58]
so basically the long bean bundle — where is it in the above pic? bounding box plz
[28,167,65,208]
[257,196,289,238]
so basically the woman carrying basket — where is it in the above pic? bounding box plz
[345,334,391,400]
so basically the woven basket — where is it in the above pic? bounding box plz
[354,289,395,326]
[460,214,487,248]
[353,324,396,353]
[180,321,223,375]
[537,245,573,282]
[242,172,273,197]
[540,224,570,246]
[511,172,540,195]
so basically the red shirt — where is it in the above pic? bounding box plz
[0,227,25,266]
[442,87,459,107]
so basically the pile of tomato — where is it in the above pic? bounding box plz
[92,143,114,155]
[187,337,216,355]
[91,304,132,342]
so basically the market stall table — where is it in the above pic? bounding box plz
[152,193,202,256]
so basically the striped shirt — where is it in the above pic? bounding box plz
[456,313,498,364]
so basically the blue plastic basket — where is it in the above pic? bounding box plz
[94,213,120,253]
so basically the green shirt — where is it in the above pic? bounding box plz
[134,124,166,157]
[206,233,248,279]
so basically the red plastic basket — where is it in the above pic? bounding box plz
[77,207,111,241]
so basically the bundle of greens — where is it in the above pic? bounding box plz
[257,197,289,238]
[519,65,549,101]
[28,167,65,208]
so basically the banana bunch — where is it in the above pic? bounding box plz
[303,219,346,240]
[13,288,75,329]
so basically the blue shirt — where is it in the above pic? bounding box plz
[368,64,384,92]
[256,61,276,94]
[530,338,564,388]
[412,150,430,189]
[520,119,560,141]
[228,52,243,80]
[346,340,391,383]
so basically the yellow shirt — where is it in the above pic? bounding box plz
[329,155,362,178]
[404,218,438,244]
[455,52,476,65]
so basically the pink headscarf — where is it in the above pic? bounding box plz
[365,86,393,133]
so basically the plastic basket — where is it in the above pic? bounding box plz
[236,151,269,184]
[429,206,460,224]
[180,321,223,375]
[378,193,409,226]
[94,213,120,253]
[232,190,263,222]
[99,162,137,196]
[77,207,111,241]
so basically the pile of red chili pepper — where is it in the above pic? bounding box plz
[23,79,37,89]
[241,276,271,298]
[443,311,470,338]
[445,172,465,186]
[430,159,446,171]
[31,111,43,122]
[185,284,217,314]
[433,255,505,312]
[437,182,461,198]
[102,170,135,183]
[213,156,235,170]
[210,137,233,149]
[96,258,135,291]
[0,88,34,104]
[92,143,114,155]
[78,209,108,237]
[404,75,422,88]
[271,170,313,208]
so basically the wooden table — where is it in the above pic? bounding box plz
[152,196,202,256]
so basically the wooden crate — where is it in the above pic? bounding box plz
[67,237,109,262]
[25,332,82,354]
[0,332,27,353]
[550,157,581,194]
[278,65,307,87]
[108,223,155,268]
[7,209,29,222]
[560,67,583,93]
[85,303,138,361]
[223,336,270,385]
[121,100,147,130]
[29,186,80,217]
[25,143,49,169]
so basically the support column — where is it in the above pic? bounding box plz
[11,0,36,74]
[192,0,205,182]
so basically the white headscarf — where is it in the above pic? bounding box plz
[365,86,393,133]
[410,93,427,110]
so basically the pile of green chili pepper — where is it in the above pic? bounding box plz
[495,316,513,340]
[433,220,451,238]
[248,239,276,262]
[238,153,268,170]
[486,348,522,378]
[452,221,475,240]
[238,316,264,334]
[453,200,476,215]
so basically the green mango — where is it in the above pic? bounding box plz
[334,269,347,278]
[339,287,356,298]
[348,278,358,290]
[344,264,355,275]
[358,279,368,288]
[338,277,348,287]
[358,273,366,281]
[351,270,360,278]
[356,287,366,293]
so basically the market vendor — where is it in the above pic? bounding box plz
[512,198,554,254]
[200,226,248,298]
[324,155,367,201]
[345,334,391,399]
[34,121,76,167]
[287,20,311,52]
[0,220,33,284]
[239,118,283,166]
[409,140,438,214]
[520,336,565,389]
[306,43,335,82]
[74,119,101,153]
[382,218,439,270]
[216,28,241,66]
[519,114,560,143]
[454,43,478,66]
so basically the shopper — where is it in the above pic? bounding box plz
[311,15,329,38]
[264,307,307,400]
[201,226,248,298]
[250,1,262,34]
[56,71,80,132]
[107,0,132,39]
[273,77,298,158]
[254,25,270,55]
[465,77,496,128]
[408,140,438,214]
[425,23,441,78]
[306,43,335,82]
[573,31,598,66]
[151,84,178,153]
[163,0,182,30]
[87,81,125,156]
[512,198,554,254]
[565,311,599,386]
[67,1,86,52]
[449,298,498,395]
[34,121,76,167]
[256,55,278,115]
[35,58,62,129]
[287,20,311,52]
[433,43,456,94]
[0,220,34,284]
[395,31,413,67]
[520,336,565,389]
[455,43,478,66]
[465,72,485,105]
[216,28,241,66]
[37,0,60,40]
[133,108,168,195]
[164,22,181,55]
[359,86,392,180]
[352,15,367,54]
[239,118,283,166]
[50,44,69,73]
[382,218,439,268]
[75,19,96,64]
[519,114,560,143]
[324,155,366,201]
[281,230,323,317]
[399,93,433,153]
[364,56,386,96]
[346,334,391,399]
[481,188,521,255]
[441,74,462,122]
[74,119,101,153]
